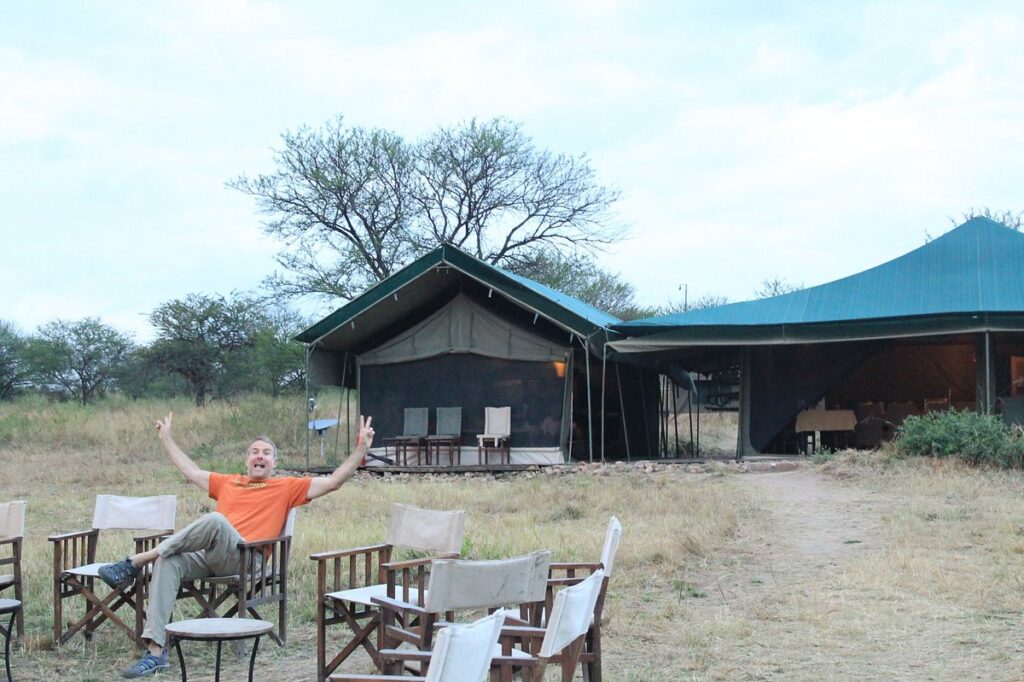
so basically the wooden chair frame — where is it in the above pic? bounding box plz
[329,612,505,682]
[313,546,439,678]
[477,406,511,465]
[502,517,621,682]
[490,570,605,682]
[374,567,601,682]
[384,407,430,465]
[49,529,168,646]
[425,407,462,466]
[177,509,295,646]
[49,495,176,647]
[374,551,551,677]
[0,501,25,638]
[311,504,466,682]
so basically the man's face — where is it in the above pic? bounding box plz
[245,440,276,480]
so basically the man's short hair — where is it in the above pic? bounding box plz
[249,436,277,458]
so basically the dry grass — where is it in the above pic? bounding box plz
[0,396,760,681]
[5,398,1024,680]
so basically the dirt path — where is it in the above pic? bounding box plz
[737,468,886,572]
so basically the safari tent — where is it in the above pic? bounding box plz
[610,218,1024,457]
[295,244,659,465]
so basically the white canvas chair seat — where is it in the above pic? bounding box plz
[476,434,506,444]
[0,576,12,589]
[62,562,113,578]
[326,584,423,607]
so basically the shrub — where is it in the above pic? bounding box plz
[895,410,1024,468]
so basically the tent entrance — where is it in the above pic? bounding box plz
[361,354,568,464]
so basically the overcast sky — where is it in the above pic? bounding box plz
[3,1,1023,341]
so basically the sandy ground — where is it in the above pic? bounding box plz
[738,469,885,571]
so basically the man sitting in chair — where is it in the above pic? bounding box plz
[99,412,375,678]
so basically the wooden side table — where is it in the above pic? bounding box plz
[165,618,273,682]
[425,435,460,465]
[0,599,20,682]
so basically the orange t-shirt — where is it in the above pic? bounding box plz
[208,473,312,541]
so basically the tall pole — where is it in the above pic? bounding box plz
[615,362,631,461]
[582,336,594,463]
[304,345,312,469]
[985,331,992,414]
[600,335,608,463]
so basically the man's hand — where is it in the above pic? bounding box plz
[356,415,375,460]
[308,415,375,500]
[156,412,173,441]
[155,411,211,492]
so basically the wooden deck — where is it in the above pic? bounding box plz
[302,463,540,475]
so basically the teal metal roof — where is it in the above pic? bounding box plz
[296,244,620,345]
[615,218,1024,344]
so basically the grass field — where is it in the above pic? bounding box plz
[2,396,1024,680]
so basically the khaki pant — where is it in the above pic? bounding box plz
[141,512,254,648]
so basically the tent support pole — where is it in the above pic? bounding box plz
[688,378,694,455]
[568,351,575,461]
[600,334,608,463]
[638,367,651,458]
[695,381,700,456]
[615,361,631,461]
[671,378,680,457]
[582,336,594,463]
[985,331,992,415]
[333,352,349,466]
[304,345,313,470]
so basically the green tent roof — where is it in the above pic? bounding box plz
[295,244,620,347]
[613,218,1024,348]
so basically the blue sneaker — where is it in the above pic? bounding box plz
[121,652,169,678]
[98,557,140,590]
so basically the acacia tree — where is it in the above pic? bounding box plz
[755,276,804,299]
[513,249,639,318]
[232,117,622,301]
[958,207,1023,230]
[0,320,29,400]
[149,293,264,406]
[24,318,134,404]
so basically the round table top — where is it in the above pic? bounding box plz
[165,618,273,640]
[0,598,20,614]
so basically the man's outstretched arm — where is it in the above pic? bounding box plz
[156,412,211,492]
[307,416,374,501]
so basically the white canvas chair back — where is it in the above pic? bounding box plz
[483,406,511,438]
[435,407,462,436]
[404,407,430,437]
[282,507,298,537]
[424,550,551,613]
[0,501,25,539]
[92,494,176,531]
[386,503,466,554]
[538,569,605,659]
[424,611,504,682]
[600,516,622,577]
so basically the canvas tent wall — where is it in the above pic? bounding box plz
[296,244,659,465]
[359,293,571,464]
[610,218,1024,456]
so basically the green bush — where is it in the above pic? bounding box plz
[895,410,1024,468]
